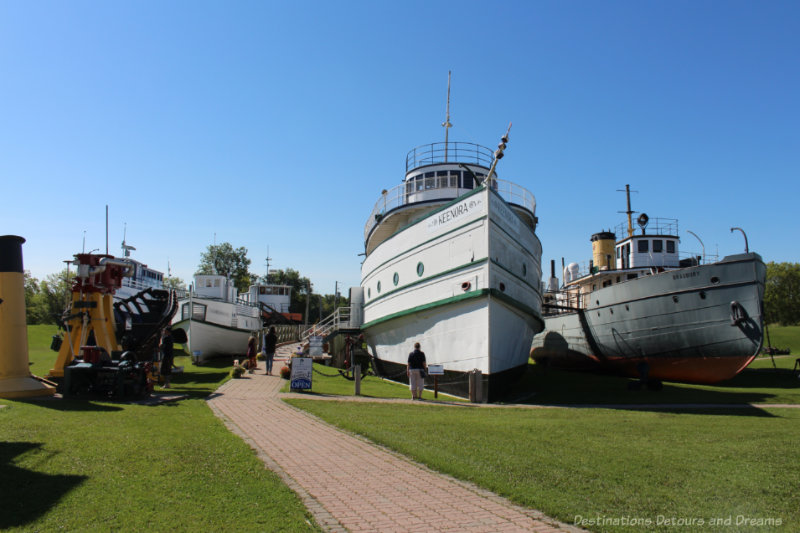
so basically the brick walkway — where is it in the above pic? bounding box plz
[207,347,580,533]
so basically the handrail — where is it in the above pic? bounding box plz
[364,179,537,242]
[406,142,494,172]
[300,306,353,342]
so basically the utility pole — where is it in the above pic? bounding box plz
[304,281,312,325]
[334,281,339,309]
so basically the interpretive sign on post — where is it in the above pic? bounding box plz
[309,336,323,357]
[290,357,313,391]
[427,364,444,375]
[428,364,444,399]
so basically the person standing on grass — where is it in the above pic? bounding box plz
[160,326,174,389]
[263,326,278,375]
[407,342,427,400]
[246,335,257,373]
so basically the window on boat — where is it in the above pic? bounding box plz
[638,239,649,253]
[416,176,424,191]
[437,171,449,188]
[463,173,474,189]
[653,239,663,253]
[214,279,220,287]
[449,171,459,187]
[666,240,675,253]
[406,181,413,195]
[425,172,436,190]
[627,273,638,280]
[603,280,612,288]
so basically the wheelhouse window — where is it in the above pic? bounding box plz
[653,239,663,253]
[666,240,675,253]
[637,239,649,253]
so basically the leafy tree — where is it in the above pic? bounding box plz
[764,262,800,326]
[197,242,254,293]
[162,275,186,291]
[30,269,74,325]
[24,270,40,324]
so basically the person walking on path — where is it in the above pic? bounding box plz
[159,326,174,388]
[407,341,427,400]
[262,326,278,375]
[246,335,257,373]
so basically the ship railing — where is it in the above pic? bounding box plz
[405,142,494,172]
[300,306,352,342]
[614,217,679,240]
[121,277,161,292]
[364,178,537,241]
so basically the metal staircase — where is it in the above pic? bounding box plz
[300,306,359,342]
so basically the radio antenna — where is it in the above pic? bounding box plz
[442,71,452,161]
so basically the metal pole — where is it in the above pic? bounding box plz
[730,227,749,253]
[686,230,705,264]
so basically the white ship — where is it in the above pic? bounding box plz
[531,185,766,386]
[359,124,543,401]
[172,274,293,363]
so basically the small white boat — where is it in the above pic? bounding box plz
[172,274,294,363]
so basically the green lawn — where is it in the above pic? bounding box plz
[764,324,800,354]
[1,325,319,532]
[287,400,799,532]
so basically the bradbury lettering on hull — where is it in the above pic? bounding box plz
[426,196,484,234]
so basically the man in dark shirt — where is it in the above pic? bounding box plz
[406,342,428,400]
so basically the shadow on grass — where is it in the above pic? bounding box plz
[18,398,124,412]
[499,363,798,417]
[715,367,800,389]
[0,442,87,529]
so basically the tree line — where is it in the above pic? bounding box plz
[23,242,348,325]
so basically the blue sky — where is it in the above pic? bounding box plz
[2,1,798,295]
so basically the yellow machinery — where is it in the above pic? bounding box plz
[0,235,55,398]
[49,253,131,377]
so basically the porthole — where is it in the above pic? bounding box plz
[625,304,629,311]
[699,291,706,299]
[377,281,382,293]
[710,276,720,284]
[499,282,506,292]
[416,262,424,277]
[672,295,679,303]
[393,272,399,286]
[610,308,614,314]
[522,263,527,276]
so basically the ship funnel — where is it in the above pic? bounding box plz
[546,259,558,292]
[591,231,616,271]
[0,236,55,398]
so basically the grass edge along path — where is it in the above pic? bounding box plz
[287,399,799,533]
[1,325,320,532]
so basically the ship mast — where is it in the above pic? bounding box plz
[442,70,452,161]
[622,184,635,238]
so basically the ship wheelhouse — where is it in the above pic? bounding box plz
[364,141,537,256]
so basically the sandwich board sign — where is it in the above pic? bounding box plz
[290,357,313,390]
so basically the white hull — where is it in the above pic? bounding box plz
[172,297,261,362]
[362,185,543,396]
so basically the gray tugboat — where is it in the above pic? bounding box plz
[531,185,766,385]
